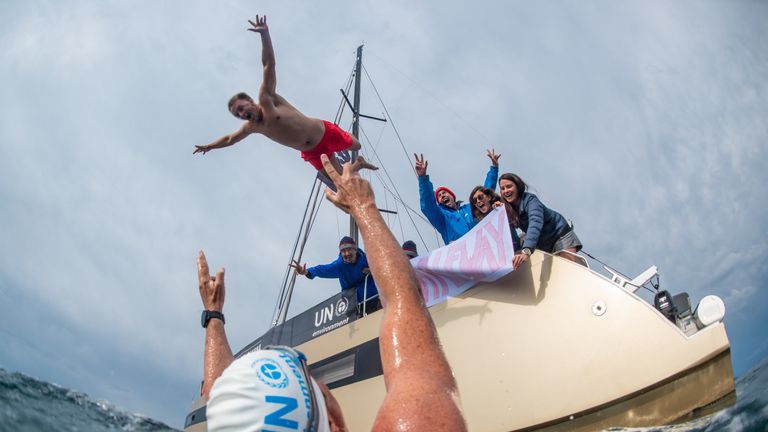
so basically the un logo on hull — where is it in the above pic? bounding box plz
[336,298,349,315]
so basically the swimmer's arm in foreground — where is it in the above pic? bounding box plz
[321,154,467,431]
[196,251,233,400]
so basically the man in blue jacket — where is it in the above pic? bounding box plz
[290,236,380,313]
[414,150,500,244]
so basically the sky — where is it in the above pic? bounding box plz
[1,0,767,428]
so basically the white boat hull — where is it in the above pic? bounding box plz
[185,252,735,431]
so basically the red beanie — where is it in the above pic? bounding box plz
[434,186,456,203]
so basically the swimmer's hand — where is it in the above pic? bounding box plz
[247,15,268,34]
[197,250,225,312]
[321,154,376,215]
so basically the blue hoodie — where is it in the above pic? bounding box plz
[418,165,498,244]
[306,249,378,303]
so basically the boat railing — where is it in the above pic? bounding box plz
[574,252,660,294]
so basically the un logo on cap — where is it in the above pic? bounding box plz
[252,358,289,389]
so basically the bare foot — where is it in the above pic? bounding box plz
[353,155,379,171]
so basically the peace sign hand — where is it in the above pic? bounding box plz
[487,149,501,167]
[414,153,428,176]
[197,250,225,312]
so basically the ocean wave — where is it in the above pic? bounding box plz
[0,368,177,432]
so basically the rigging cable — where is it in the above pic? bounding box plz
[362,65,418,176]
[358,123,432,252]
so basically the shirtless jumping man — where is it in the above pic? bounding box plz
[193,15,377,179]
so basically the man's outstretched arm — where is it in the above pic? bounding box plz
[320,154,467,431]
[193,125,250,155]
[197,251,234,400]
[248,15,276,98]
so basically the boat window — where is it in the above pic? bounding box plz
[311,352,356,385]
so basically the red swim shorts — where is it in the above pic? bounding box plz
[301,121,354,170]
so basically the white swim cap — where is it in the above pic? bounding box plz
[207,346,330,432]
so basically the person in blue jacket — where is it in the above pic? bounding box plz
[414,150,500,244]
[290,236,380,312]
[498,172,583,267]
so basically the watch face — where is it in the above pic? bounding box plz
[201,310,208,328]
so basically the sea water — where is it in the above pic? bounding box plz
[0,368,177,431]
[1,356,766,431]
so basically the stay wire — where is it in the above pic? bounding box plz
[362,65,417,176]
[358,123,433,252]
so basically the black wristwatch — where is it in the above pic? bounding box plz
[201,310,225,328]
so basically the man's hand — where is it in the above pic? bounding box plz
[487,148,501,167]
[290,260,308,276]
[198,251,225,312]
[321,154,376,215]
[414,153,428,177]
[247,15,268,34]
[193,145,211,155]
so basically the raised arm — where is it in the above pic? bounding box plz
[248,15,276,98]
[321,154,467,431]
[193,125,250,155]
[415,153,447,232]
[197,251,234,400]
[484,149,500,190]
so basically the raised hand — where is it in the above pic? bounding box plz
[193,145,210,155]
[197,250,225,312]
[290,259,308,276]
[487,148,501,166]
[414,153,428,176]
[247,15,268,33]
[321,154,376,215]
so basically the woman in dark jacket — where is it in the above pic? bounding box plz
[498,173,583,267]
[468,186,521,248]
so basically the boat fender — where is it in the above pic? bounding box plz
[694,295,726,328]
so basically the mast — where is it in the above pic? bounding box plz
[272,45,386,327]
[349,45,363,244]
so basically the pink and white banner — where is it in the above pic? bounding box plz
[411,207,516,307]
